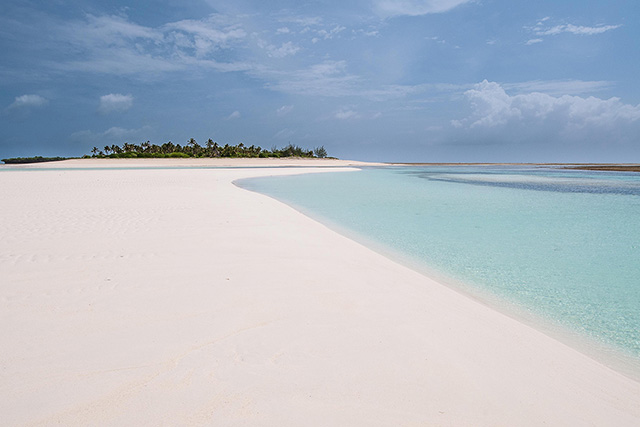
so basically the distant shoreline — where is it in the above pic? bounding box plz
[563,164,640,172]
[3,157,639,172]
[1,157,382,168]
[386,162,640,172]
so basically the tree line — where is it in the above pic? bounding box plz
[89,139,328,159]
[1,156,69,164]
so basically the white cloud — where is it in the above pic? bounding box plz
[354,28,380,37]
[442,82,640,160]
[277,16,323,27]
[75,14,162,45]
[277,105,293,116]
[259,62,465,100]
[7,94,48,110]
[536,23,621,36]
[527,19,621,43]
[335,108,361,120]
[226,110,241,120]
[261,60,360,97]
[315,25,346,40]
[276,27,290,34]
[360,82,466,101]
[52,13,250,77]
[164,15,247,57]
[502,80,612,96]
[258,41,300,58]
[98,93,133,114]
[453,81,640,144]
[374,0,472,17]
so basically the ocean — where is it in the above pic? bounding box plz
[238,165,640,373]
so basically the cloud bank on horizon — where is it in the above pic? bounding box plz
[0,0,638,162]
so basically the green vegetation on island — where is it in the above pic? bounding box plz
[1,156,71,164]
[1,139,330,164]
[87,139,329,159]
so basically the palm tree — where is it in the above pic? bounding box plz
[187,138,201,157]
[221,144,233,157]
[161,141,175,154]
[248,145,260,157]
[313,146,327,158]
[205,139,214,157]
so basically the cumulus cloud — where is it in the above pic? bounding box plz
[462,81,640,126]
[452,80,640,146]
[7,94,48,110]
[374,0,472,17]
[98,93,133,114]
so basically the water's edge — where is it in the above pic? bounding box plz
[235,169,640,382]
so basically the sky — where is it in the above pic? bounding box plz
[1,0,639,162]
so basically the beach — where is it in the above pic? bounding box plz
[1,159,639,426]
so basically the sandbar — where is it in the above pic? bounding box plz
[1,159,639,426]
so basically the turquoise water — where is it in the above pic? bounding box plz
[239,166,640,368]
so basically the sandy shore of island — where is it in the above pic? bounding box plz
[1,159,639,426]
[2,157,383,168]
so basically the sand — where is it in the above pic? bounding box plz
[1,159,639,426]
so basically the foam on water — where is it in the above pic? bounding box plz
[238,165,640,374]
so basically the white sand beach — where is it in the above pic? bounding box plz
[1,159,639,426]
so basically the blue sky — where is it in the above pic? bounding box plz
[1,0,639,162]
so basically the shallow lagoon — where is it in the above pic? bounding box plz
[240,166,640,369]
